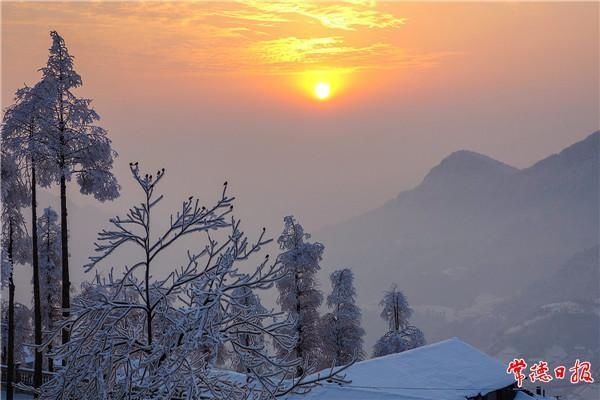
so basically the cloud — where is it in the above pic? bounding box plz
[250,36,389,70]
[241,0,405,31]
[3,1,447,76]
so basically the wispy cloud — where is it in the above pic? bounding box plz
[240,0,405,31]
[250,36,389,70]
[3,1,447,76]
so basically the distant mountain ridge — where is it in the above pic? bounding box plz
[317,131,599,349]
[418,149,518,191]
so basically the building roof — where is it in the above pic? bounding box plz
[514,390,556,400]
[288,337,516,400]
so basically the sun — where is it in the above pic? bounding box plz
[314,82,331,100]
[298,69,349,102]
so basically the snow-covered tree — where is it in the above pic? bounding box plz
[229,283,268,374]
[1,152,31,265]
[37,207,62,371]
[35,31,120,347]
[1,151,31,400]
[41,164,347,400]
[1,301,33,365]
[2,83,52,391]
[372,284,425,358]
[275,216,324,376]
[320,268,365,367]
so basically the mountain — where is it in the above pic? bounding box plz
[487,245,600,400]
[412,245,599,356]
[316,131,599,348]
[418,149,518,193]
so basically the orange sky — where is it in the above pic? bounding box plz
[2,1,599,235]
[3,1,597,108]
[3,1,448,105]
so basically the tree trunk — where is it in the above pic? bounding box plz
[291,223,304,377]
[294,270,303,377]
[145,192,152,347]
[31,161,43,394]
[58,51,71,349]
[46,220,54,373]
[145,251,152,346]
[393,296,400,332]
[60,171,70,348]
[47,342,54,373]
[6,223,15,400]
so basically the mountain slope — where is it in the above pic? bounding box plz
[489,246,600,400]
[317,131,599,346]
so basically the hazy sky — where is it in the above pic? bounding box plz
[2,0,599,238]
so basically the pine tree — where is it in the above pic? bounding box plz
[37,207,62,371]
[320,268,365,367]
[2,83,52,393]
[1,151,31,400]
[373,284,425,358]
[36,31,120,347]
[275,216,324,376]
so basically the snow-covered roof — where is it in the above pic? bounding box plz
[514,390,556,400]
[288,337,516,400]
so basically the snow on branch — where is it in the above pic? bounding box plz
[41,163,350,400]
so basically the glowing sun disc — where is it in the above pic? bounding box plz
[314,82,331,100]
